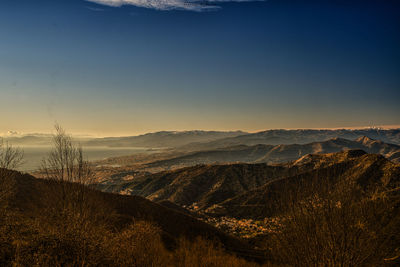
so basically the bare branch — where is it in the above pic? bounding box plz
[0,138,24,170]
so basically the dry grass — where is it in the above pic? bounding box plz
[0,212,262,266]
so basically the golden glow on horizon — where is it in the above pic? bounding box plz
[1,124,400,138]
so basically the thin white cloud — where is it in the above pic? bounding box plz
[86,0,261,11]
[86,6,105,11]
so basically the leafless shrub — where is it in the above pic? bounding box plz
[105,220,170,266]
[268,171,400,266]
[173,236,261,267]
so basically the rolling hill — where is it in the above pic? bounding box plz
[211,150,400,219]
[99,164,295,210]
[99,150,400,220]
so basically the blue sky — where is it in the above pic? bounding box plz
[0,0,399,136]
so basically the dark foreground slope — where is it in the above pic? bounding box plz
[1,169,265,265]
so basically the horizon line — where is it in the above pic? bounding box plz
[2,124,400,139]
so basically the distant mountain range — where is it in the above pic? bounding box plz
[180,128,400,150]
[142,136,400,170]
[4,129,400,150]
[3,131,246,148]
[84,130,246,148]
[3,134,54,146]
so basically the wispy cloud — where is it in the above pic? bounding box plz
[86,6,105,12]
[86,0,262,12]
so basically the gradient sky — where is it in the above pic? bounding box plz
[0,0,399,136]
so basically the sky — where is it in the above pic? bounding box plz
[0,0,399,136]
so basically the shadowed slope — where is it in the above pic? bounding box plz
[213,151,400,219]
[101,150,400,220]
[4,170,258,258]
[100,164,296,210]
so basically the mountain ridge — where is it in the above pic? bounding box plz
[180,129,400,151]
[99,150,400,221]
[141,136,400,171]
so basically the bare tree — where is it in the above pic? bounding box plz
[0,138,24,216]
[41,124,93,185]
[0,138,24,170]
[40,124,99,226]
